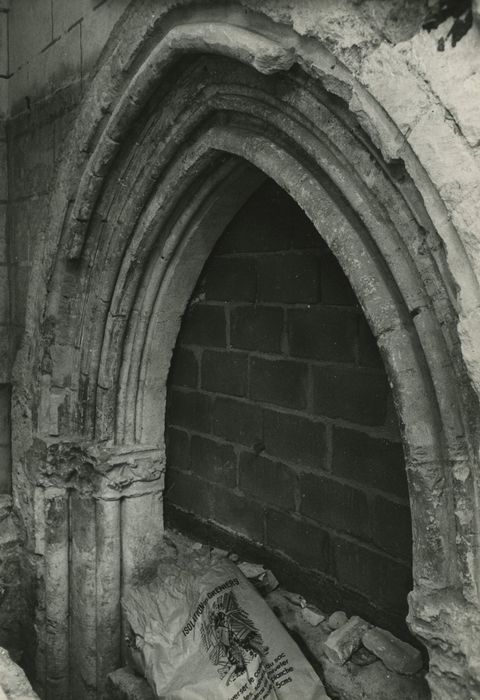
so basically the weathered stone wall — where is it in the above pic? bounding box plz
[165,179,412,637]
[0,0,134,674]
[7,0,131,365]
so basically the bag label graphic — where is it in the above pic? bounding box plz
[200,590,270,686]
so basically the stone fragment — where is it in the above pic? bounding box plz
[237,562,279,595]
[0,647,39,699]
[283,590,307,608]
[350,646,377,667]
[238,561,266,578]
[362,627,423,675]
[323,616,371,665]
[301,606,325,627]
[327,610,348,630]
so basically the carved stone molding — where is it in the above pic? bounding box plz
[34,439,164,500]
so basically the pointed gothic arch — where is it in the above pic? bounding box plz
[13,4,480,698]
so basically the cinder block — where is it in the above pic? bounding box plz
[300,474,370,540]
[312,365,388,425]
[191,434,237,488]
[205,257,256,302]
[201,349,248,397]
[265,509,331,573]
[230,305,283,354]
[257,253,321,303]
[168,346,198,389]
[166,389,212,435]
[165,427,190,472]
[372,497,412,562]
[164,469,212,521]
[178,304,226,348]
[215,180,295,254]
[250,356,308,409]
[211,484,264,542]
[287,307,357,363]
[239,451,296,510]
[212,396,262,447]
[332,536,412,615]
[263,409,326,470]
[332,428,408,498]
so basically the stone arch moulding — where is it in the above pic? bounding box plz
[12,2,480,699]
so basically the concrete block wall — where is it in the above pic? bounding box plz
[165,180,412,637]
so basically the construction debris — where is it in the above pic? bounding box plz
[301,606,325,627]
[323,616,372,665]
[362,627,423,675]
[326,611,348,631]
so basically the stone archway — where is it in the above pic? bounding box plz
[12,4,480,699]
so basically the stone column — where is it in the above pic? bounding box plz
[32,440,164,700]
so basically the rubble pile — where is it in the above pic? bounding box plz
[108,532,430,700]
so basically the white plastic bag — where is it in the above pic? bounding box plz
[123,548,329,700]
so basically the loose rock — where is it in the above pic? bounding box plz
[323,616,371,665]
[283,591,307,608]
[362,627,423,675]
[327,610,348,630]
[301,606,325,627]
[350,646,377,667]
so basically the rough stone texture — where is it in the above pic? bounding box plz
[2,2,480,699]
[323,616,372,665]
[328,611,349,631]
[0,497,29,661]
[267,589,429,700]
[0,646,39,699]
[0,386,11,493]
[363,626,423,675]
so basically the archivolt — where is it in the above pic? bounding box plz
[16,4,480,697]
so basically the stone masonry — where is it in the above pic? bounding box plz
[0,2,480,699]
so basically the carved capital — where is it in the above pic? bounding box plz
[32,438,164,499]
